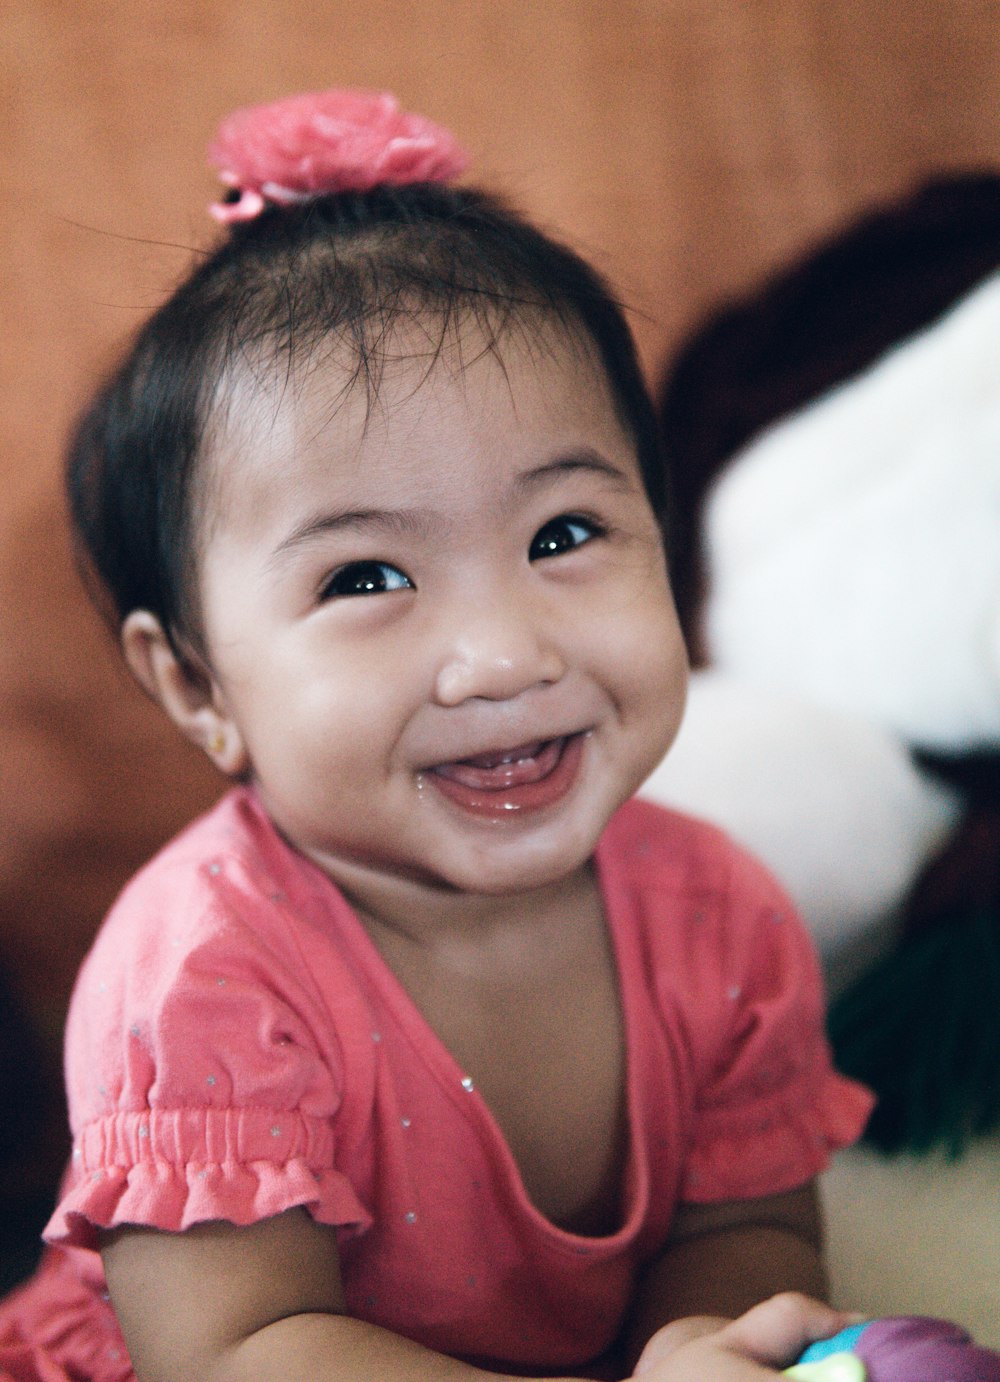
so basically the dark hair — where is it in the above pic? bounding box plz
[67,182,667,650]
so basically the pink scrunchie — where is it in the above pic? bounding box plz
[207,88,469,224]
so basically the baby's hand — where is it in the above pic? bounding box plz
[632,1293,857,1381]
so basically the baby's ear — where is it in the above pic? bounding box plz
[120,610,248,776]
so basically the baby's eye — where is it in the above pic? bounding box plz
[529,515,601,561]
[320,561,413,599]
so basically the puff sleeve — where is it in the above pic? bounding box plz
[609,802,875,1205]
[45,842,373,1249]
[675,836,873,1202]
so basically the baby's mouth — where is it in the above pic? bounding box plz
[430,739,564,790]
[424,734,586,817]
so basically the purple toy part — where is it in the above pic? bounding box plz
[855,1316,1000,1381]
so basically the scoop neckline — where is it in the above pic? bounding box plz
[245,790,651,1254]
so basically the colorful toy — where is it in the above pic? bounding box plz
[643,174,1000,1153]
[785,1316,1000,1380]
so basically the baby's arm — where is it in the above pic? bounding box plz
[103,1194,844,1382]
[622,1182,828,1368]
[102,1209,589,1382]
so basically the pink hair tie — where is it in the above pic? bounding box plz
[207,88,469,225]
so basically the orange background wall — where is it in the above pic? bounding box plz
[3,0,1000,1186]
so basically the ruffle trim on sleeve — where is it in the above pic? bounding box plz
[680,1068,874,1203]
[44,1107,372,1249]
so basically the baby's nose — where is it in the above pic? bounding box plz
[433,594,566,706]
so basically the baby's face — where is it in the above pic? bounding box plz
[194,320,687,904]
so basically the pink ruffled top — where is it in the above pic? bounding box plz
[0,792,872,1381]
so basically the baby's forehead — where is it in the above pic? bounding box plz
[195,309,619,529]
[206,307,607,455]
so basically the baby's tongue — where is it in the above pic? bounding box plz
[433,740,555,788]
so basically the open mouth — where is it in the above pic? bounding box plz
[426,734,585,817]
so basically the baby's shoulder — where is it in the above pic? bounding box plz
[93,788,289,929]
[601,795,788,908]
[63,789,371,1132]
[73,787,348,1017]
[603,799,824,1044]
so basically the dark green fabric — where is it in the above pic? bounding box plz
[829,906,1000,1156]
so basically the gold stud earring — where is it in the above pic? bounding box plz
[208,730,226,756]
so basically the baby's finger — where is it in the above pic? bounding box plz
[633,1316,728,1375]
[719,1294,855,1367]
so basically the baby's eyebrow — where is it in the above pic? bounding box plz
[269,507,433,564]
[268,452,632,565]
[513,450,635,496]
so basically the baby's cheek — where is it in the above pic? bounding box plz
[605,586,688,758]
[623,583,688,700]
[645,638,690,763]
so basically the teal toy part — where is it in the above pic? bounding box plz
[784,1324,871,1380]
[798,1325,870,1362]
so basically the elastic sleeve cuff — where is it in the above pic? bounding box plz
[680,1069,874,1203]
[43,1108,371,1249]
